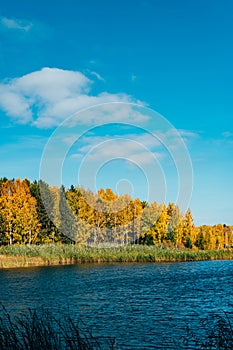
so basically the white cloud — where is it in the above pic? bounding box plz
[73,132,162,153]
[62,135,80,146]
[89,71,105,81]
[177,129,199,139]
[70,133,164,169]
[77,139,162,166]
[67,127,196,168]
[222,131,233,138]
[154,128,199,150]
[1,17,32,31]
[0,67,148,128]
[0,86,32,123]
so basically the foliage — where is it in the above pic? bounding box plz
[0,177,232,250]
[0,179,40,244]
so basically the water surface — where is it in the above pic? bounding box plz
[1,260,233,349]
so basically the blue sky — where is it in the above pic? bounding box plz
[0,0,232,225]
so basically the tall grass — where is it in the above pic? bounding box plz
[1,305,233,349]
[180,312,233,349]
[1,244,233,268]
[0,306,115,350]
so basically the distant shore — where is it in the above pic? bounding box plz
[1,244,233,268]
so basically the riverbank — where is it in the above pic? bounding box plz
[1,244,233,268]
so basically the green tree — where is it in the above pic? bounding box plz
[30,181,52,241]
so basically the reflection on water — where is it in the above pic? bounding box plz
[1,260,233,349]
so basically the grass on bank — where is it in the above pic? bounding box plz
[1,244,233,268]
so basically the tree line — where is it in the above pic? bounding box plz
[0,177,232,249]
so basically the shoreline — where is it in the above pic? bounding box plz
[1,245,233,269]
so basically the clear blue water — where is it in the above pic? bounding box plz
[1,260,233,349]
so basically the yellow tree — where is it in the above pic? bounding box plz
[153,204,169,244]
[213,224,224,250]
[140,201,160,245]
[0,179,40,244]
[98,188,118,244]
[0,181,15,244]
[223,224,233,249]
[195,225,215,250]
[167,203,184,247]
[91,196,107,245]
[65,187,93,245]
[182,209,195,248]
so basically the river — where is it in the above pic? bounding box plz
[1,260,233,349]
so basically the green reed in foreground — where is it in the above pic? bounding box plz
[1,305,233,349]
[0,306,115,350]
[1,244,233,268]
[180,312,233,349]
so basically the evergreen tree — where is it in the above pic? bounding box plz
[30,180,57,243]
[59,186,77,243]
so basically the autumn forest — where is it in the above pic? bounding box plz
[0,177,232,251]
